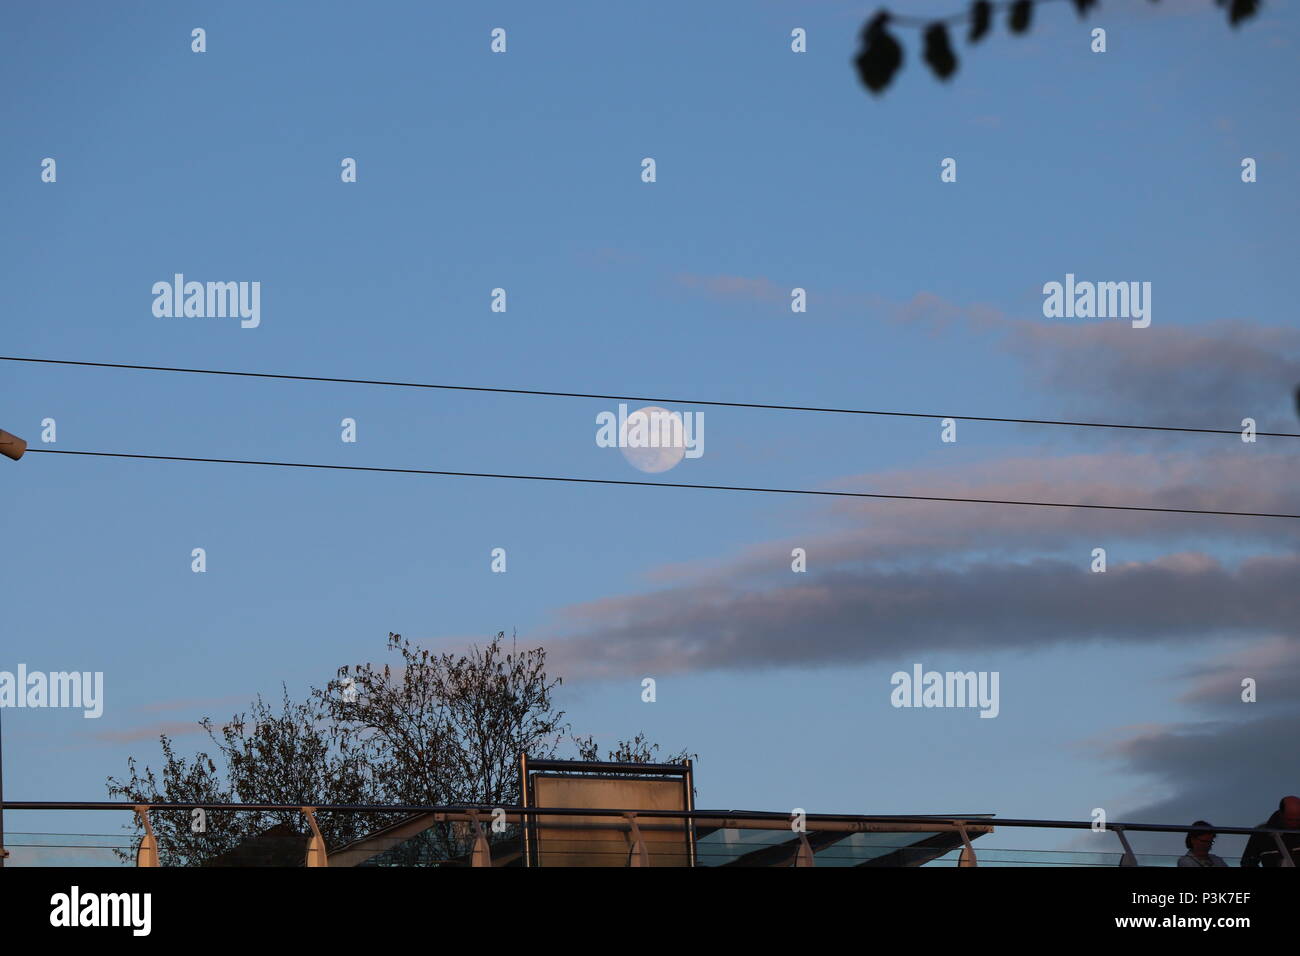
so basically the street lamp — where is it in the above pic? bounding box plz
[0,429,24,865]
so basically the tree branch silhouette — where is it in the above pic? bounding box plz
[856,0,1262,95]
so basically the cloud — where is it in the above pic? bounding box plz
[646,448,1300,583]
[670,270,888,316]
[91,720,210,744]
[575,245,644,269]
[1175,636,1300,712]
[890,294,1300,432]
[1008,321,1300,433]
[544,449,1300,682]
[135,694,247,714]
[663,275,1300,430]
[671,271,789,305]
[549,553,1300,682]
[1098,693,1300,859]
[1036,635,1298,858]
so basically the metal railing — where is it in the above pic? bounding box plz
[3,801,1296,868]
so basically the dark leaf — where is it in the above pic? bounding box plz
[1229,0,1260,25]
[969,1,992,42]
[1009,0,1034,33]
[855,12,904,94]
[1072,0,1099,16]
[924,23,959,79]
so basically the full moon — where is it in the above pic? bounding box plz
[620,406,687,474]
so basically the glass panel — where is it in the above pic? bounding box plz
[4,833,135,867]
[0,816,1260,866]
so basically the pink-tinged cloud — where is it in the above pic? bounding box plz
[547,552,1300,681]
[667,276,1299,429]
[1065,630,1300,856]
[1098,706,1300,852]
[671,272,789,305]
[92,720,211,744]
[671,270,888,315]
[889,293,1300,431]
[1175,636,1300,710]
[647,449,1300,586]
[540,449,1300,681]
[135,694,248,714]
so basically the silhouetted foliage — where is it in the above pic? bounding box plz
[857,0,1263,94]
[1224,0,1260,26]
[106,688,377,865]
[319,631,567,809]
[108,632,690,865]
[1009,0,1035,32]
[572,731,699,798]
[924,23,959,78]
[855,12,904,95]
[970,1,993,41]
[572,730,697,767]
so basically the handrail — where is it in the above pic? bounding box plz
[5,801,1299,838]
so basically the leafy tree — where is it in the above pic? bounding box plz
[573,730,696,767]
[108,632,689,865]
[317,632,567,808]
[106,688,378,866]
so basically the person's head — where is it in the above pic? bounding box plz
[1279,796,1300,829]
[1186,821,1216,852]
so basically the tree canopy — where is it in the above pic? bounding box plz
[106,631,691,865]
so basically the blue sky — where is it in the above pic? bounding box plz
[2,0,1297,863]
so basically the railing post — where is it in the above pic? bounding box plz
[1113,826,1138,866]
[1272,832,1296,867]
[302,807,328,867]
[794,830,815,867]
[625,813,650,867]
[468,810,492,868]
[956,822,978,867]
[133,805,159,867]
